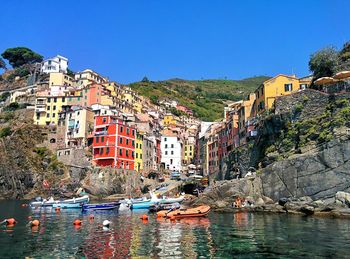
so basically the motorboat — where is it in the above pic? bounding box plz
[53,202,83,209]
[82,202,120,211]
[157,205,211,218]
[149,202,180,212]
[30,195,90,207]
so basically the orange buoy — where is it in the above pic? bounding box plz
[31,226,39,233]
[6,218,17,225]
[140,214,148,220]
[31,220,40,226]
[73,219,82,226]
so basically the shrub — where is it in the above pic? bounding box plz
[294,103,303,113]
[33,147,48,157]
[0,127,12,138]
[3,102,20,111]
[335,98,349,108]
[0,92,10,102]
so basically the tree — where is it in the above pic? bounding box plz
[337,41,350,71]
[0,57,6,70]
[1,47,43,68]
[309,47,339,80]
[141,76,149,83]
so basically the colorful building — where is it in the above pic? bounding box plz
[135,132,143,172]
[163,113,177,126]
[254,74,306,114]
[161,129,182,171]
[92,115,136,170]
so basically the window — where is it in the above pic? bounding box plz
[101,136,104,142]
[300,84,307,90]
[119,137,123,144]
[140,144,142,149]
[284,83,292,92]
[126,128,129,135]
[99,148,103,155]
[120,126,123,133]
[47,106,50,110]
[126,150,129,157]
[140,154,142,159]
[171,151,174,155]
[126,139,129,145]
[136,153,138,159]
[62,97,65,102]
[165,144,168,148]
[185,146,187,151]
[132,140,135,147]
[106,147,110,154]
[53,105,56,111]
[132,130,135,136]
[102,117,107,123]
[52,113,56,118]
[95,136,99,143]
[170,159,173,164]
[132,151,134,158]
[165,151,168,155]
[54,97,57,103]
[261,87,264,95]
[46,114,50,118]
[136,143,138,148]
[164,138,167,142]
[48,97,51,102]
[171,144,174,148]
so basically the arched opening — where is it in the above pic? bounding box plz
[49,138,56,143]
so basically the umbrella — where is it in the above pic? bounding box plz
[314,77,338,85]
[333,71,350,80]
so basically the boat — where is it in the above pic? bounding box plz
[53,203,83,209]
[30,195,90,207]
[131,200,156,210]
[157,205,211,218]
[82,202,120,211]
[149,202,180,212]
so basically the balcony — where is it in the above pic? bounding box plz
[94,131,108,136]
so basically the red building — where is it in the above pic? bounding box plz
[93,115,136,170]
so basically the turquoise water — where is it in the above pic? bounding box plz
[1,200,350,258]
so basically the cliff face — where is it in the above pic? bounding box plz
[261,137,350,201]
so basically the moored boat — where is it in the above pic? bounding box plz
[30,195,90,207]
[82,202,120,211]
[157,205,211,218]
[149,202,180,212]
[53,203,83,209]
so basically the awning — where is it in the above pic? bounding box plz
[333,71,350,80]
[314,77,338,85]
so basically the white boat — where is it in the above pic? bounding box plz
[30,195,90,207]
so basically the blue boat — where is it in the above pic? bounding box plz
[131,200,156,209]
[82,202,120,211]
[52,203,83,209]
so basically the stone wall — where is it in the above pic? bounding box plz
[57,148,91,168]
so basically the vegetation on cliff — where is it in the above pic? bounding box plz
[0,108,67,198]
[129,76,269,121]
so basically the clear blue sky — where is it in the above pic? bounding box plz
[0,0,349,83]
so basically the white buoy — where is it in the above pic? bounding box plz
[103,220,111,227]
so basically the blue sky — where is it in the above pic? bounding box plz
[0,0,349,83]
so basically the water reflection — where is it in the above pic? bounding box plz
[1,200,350,258]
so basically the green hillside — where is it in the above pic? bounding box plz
[128,76,270,121]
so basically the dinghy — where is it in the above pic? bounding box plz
[82,202,120,211]
[30,195,90,207]
[157,205,211,218]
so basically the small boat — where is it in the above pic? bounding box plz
[157,205,211,218]
[30,195,90,207]
[131,200,156,210]
[53,203,83,209]
[82,202,120,211]
[149,202,180,212]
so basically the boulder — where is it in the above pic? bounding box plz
[335,191,350,207]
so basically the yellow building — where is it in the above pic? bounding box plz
[163,113,177,126]
[33,95,68,125]
[254,74,304,114]
[135,132,143,173]
[184,143,195,162]
[49,72,74,86]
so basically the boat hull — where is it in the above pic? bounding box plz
[162,205,211,218]
[131,201,156,209]
[82,202,120,211]
[53,203,83,209]
[30,195,90,207]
